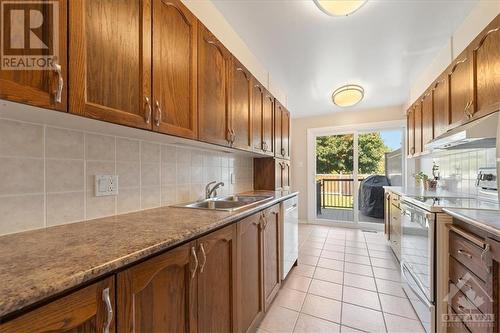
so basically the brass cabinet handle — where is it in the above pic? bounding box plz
[190,246,198,280]
[262,141,268,152]
[144,97,152,124]
[102,287,113,333]
[481,243,492,273]
[464,100,473,119]
[281,147,286,156]
[231,129,236,143]
[53,61,63,103]
[199,243,207,273]
[457,277,472,291]
[227,129,236,145]
[457,249,472,259]
[155,100,162,127]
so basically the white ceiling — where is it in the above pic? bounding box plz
[212,0,478,118]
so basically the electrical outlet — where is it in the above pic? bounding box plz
[95,175,119,197]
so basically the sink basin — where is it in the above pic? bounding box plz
[173,195,273,212]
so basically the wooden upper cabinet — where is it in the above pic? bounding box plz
[198,24,231,146]
[197,224,237,333]
[237,213,264,333]
[117,242,197,333]
[281,160,291,190]
[152,0,197,139]
[229,58,253,150]
[0,0,67,111]
[262,205,280,309]
[407,107,415,156]
[252,82,265,152]
[414,103,422,154]
[421,91,434,148]
[262,91,275,155]
[274,100,283,158]
[448,48,473,127]
[472,14,500,118]
[282,109,291,160]
[69,0,151,129]
[0,277,115,333]
[433,74,449,138]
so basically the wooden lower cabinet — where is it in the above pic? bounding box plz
[262,205,281,310]
[0,277,115,333]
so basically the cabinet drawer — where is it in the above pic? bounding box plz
[449,231,489,282]
[449,257,493,315]
[449,284,493,333]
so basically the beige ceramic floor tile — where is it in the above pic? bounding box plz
[294,313,340,333]
[343,272,377,291]
[342,286,381,310]
[313,267,344,284]
[379,294,418,319]
[259,305,299,333]
[303,241,325,250]
[370,257,398,270]
[308,279,343,301]
[375,278,406,297]
[369,249,395,259]
[340,325,365,333]
[321,249,345,260]
[292,264,316,278]
[275,288,307,311]
[344,262,373,277]
[344,241,367,249]
[299,254,319,266]
[344,246,369,256]
[323,243,345,252]
[300,246,323,257]
[341,303,386,333]
[317,258,344,271]
[284,274,312,292]
[372,267,401,282]
[301,294,342,323]
[344,253,371,265]
[384,313,425,333]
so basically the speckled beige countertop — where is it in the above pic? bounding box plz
[0,191,298,320]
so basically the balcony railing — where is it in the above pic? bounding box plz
[316,176,364,209]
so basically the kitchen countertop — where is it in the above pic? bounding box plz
[443,208,500,238]
[0,190,298,320]
[384,186,474,198]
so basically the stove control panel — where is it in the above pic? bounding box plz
[477,167,497,191]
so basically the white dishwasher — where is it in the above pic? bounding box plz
[281,195,299,280]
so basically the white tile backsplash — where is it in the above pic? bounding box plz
[0,118,254,235]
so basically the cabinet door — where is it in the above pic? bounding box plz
[262,92,274,155]
[414,103,422,154]
[421,91,434,148]
[262,205,280,309]
[472,16,500,118]
[282,161,291,190]
[197,224,237,333]
[433,75,449,138]
[252,82,265,152]
[117,242,197,333]
[152,0,197,139]
[198,24,230,146]
[407,108,415,156]
[0,0,67,111]
[282,109,291,160]
[69,0,151,129]
[274,101,283,158]
[449,49,473,127]
[0,278,115,333]
[237,213,264,333]
[229,58,253,150]
[275,160,283,191]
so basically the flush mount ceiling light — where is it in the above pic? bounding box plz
[332,84,364,107]
[313,0,367,16]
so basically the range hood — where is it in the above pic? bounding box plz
[426,111,499,151]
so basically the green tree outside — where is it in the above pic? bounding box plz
[316,133,390,175]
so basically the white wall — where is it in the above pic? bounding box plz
[291,106,406,219]
[408,0,500,107]
[182,0,288,105]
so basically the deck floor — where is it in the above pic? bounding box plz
[317,208,383,224]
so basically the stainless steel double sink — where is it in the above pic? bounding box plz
[173,195,273,212]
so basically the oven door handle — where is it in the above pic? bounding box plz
[401,261,433,307]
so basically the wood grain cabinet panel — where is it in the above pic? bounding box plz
[0,277,115,333]
[472,15,500,118]
[229,58,253,150]
[262,205,281,309]
[237,213,264,333]
[407,108,415,156]
[197,24,231,146]
[421,91,434,148]
[197,224,237,333]
[448,49,474,127]
[152,0,198,139]
[282,109,291,160]
[0,0,67,111]
[117,242,197,333]
[432,75,449,138]
[413,103,422,154]
[281,160,291,190]
[252,82,265,152]
[274,101,283,158]
[69,0,152,129]
[262,92,275,156]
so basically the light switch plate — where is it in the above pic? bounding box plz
[95,175,119,197]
